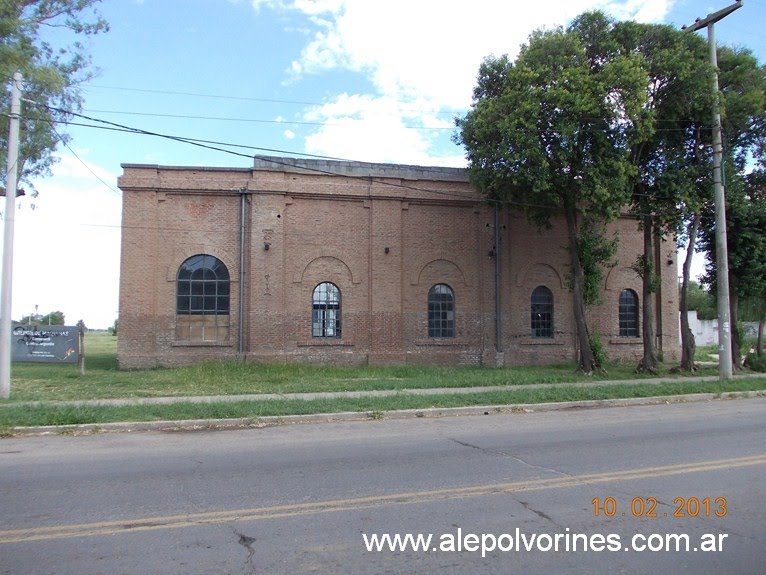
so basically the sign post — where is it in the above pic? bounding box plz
[78,321,85,375]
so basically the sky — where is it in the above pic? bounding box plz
[3,0,765,329]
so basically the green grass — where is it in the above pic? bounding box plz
[1,332,764,431]
[4,332,724,402]
[696,345,720,361]
[1,379,764,430]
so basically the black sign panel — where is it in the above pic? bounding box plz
[12,325,80,363]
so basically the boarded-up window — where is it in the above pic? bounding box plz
[176,254,230,341]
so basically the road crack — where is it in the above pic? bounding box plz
[449,438,574,478]
[236,531,257,574]
[516,498,562,528]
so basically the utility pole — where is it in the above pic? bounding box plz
[683,1,743,381]
[0,72,22,399]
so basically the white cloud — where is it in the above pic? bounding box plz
[302,93,461,165]
[279,0,674,107]
[255,0,675,164]
[602,0,674,22]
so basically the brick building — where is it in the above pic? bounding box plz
[117,156,679,369]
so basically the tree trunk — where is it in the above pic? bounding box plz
[729,283,741,370]
[757,306,765,358]
[636,215,659,374]
[564,199,596,374]
[679,212,700,371]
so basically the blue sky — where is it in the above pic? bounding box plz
[4,0,765,329]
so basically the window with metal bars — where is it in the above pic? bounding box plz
[619,289,639,337]
[531,285,553,338]
[312,282,341,338]
[428,284,455,338]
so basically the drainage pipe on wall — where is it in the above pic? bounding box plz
[238,187,248,358]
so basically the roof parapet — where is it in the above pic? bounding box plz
[253,155,468,182]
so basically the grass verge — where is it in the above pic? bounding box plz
[2,378,764,432]
[5,333,725,402]
[3,332,764,433]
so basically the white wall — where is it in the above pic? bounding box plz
[681,311,760,347]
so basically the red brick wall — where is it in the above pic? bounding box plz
[117,159,679,369]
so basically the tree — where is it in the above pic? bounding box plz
[599,21,713,374]
[41,309,64,325]
[456,12,648,373]
[683,281,716,320]
[17,309,64,325]
[1,1,108,196]
[701,169,766,367]
[697,47,766,369]
[678,181,710,371]
[676,47,765,371]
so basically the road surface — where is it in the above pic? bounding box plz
[1,397,764,574]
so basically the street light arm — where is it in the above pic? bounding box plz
[682,0,743,32]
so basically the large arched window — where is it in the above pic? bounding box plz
[176,254,230,341]
[531,286,553,338]
[312,282,341,338]
[428,284,455,338]
[619,289,639,337]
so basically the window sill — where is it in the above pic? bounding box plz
[298,339,354,347]
[172,341,233,347]
[609,338,642,345]
[520,339,564,346]
[414,338,468,346]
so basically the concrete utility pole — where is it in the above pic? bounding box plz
[0,72,22,399]
[683,1,743,381]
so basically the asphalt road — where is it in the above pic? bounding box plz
[1,397,765,574]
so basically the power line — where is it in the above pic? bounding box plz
[23,101,355,162]
[77,103,706,132]
[79,108,456,131]
[20,100,712,216]
[22,101,476,200]
[83,84,331,107]
[82,83,461,117]
[50,127,121,196]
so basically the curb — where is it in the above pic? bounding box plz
[8,389,766,437]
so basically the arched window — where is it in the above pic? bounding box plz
[313,282,341,338]
[619,289,639,337]
[428,284,455,338]
[176,254,230,341]
[531,286,553,338]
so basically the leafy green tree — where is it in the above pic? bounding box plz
[17,309,64,325]
[1,1,108,195]
[41,310,64,325]
[599,20,713,374]
[702,169,766,366]
[456,12,648,373]
[683,281,716,320]
[675,47,765,371]
[717,48,766,172]
[698,47,766,369]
